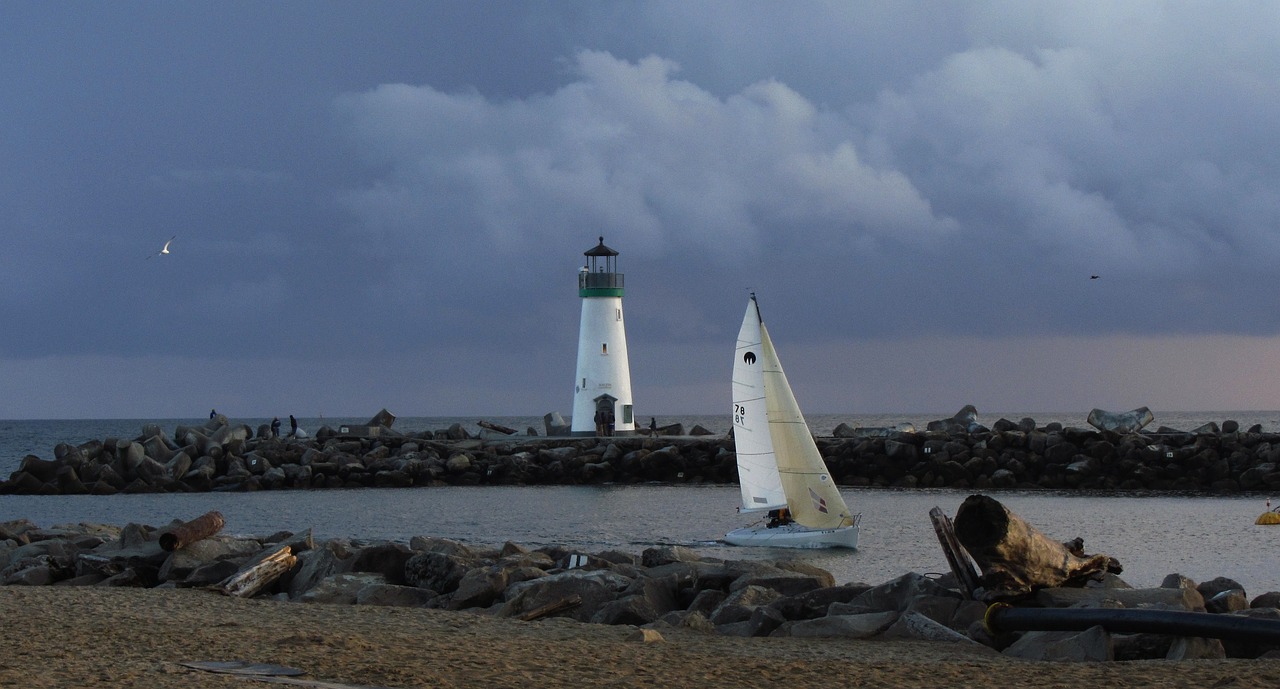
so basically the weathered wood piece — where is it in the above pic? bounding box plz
[159,510,225,552]
[517,594,582,621]
[928,506,980,599]
[216,544,297,598]
[952,494,1121,602]
[478,420,517,435]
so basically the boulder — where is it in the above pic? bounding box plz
[1087,407,1154,434]
[590,577,681,625]
[298,572,386,604]
[448,565,514,610]
[883,611,987,646]
[640,545,701,568]
[787,611,899,638]
[287,541,354,599]
[1197,576,1246,601]
[499,569,633,622]
[355,583,441,608]
[1205,589,1249,615]
[1002,625,1113,662]
[833,573,960,614]
[404,551,478,594]
[709,585,783,625]
[348,543,413,585]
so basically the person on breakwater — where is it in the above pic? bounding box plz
[210,408,217,419]
[289,415,298,437]
[271,417,281,437]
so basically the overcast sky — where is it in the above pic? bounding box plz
[4,1,1280,420]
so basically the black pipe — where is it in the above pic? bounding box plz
[985,603,1280,643]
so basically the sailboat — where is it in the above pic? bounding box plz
[725,294,861,549]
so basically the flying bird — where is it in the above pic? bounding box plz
[1090,275,1100,280]
[146,236,175,260]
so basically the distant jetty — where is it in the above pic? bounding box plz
[3,407,1279,495]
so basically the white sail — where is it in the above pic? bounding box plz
[732,296,786,513]
[758,319,854,530]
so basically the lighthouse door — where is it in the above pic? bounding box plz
[594,395,617,436]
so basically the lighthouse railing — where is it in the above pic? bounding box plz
[580,272,624,290]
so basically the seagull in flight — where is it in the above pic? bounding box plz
[1090,275,1100,280]
[146,236,175,260]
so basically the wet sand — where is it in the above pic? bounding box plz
[2,587,1276,688]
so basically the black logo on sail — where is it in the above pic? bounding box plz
[743,351,756,365]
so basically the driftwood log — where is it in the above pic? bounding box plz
[159,511,225,552]
[216,544,297,598]
[478,420,517,435]
[928,507,980,599]
[952,494,1121,602]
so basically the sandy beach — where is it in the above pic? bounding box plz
[2,587,1276,688]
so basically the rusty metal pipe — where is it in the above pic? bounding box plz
[159,510,225,551]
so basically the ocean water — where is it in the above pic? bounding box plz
[3,412,1279,597]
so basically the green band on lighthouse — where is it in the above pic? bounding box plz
[580,287,624,298]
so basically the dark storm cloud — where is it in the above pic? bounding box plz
[4,1,1280,417]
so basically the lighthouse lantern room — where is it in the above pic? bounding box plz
[571,237,635,436]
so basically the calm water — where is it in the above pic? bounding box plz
[3,413,1279,597]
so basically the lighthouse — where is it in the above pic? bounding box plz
[571,237,635,436]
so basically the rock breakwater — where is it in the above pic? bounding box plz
[4,412,1280,495]
[2,516,1278,662]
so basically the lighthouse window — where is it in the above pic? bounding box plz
[602,343,608,355]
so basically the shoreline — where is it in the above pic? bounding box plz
[3,586,1278,688]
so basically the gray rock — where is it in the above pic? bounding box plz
[181,559,242,587]
[157,536,263,583]
[640,545,702,568]
[902,594,962,627]
[1251,591,1280,608]
[449,565,514,610]
[729,571,828,598]
[659,610,716,634]
[590,575,681,626]
[287,541,354,599]
[355,583,441,608]
[299,572,386,604]
[709,585,783,625]
[840,573,960,614]
[686,589,727,617]
[1205,589,1249,614]
[769,583,871,621]
[1166,635,1226,660]
[883,611,987,646]
[499,569,633,622]
[1002,625,1113,662]
[404,551,479,594]
[1086,407,1153,434]
[349,543,413,585]
[1197,576,1246,601]
[788,611,899,638]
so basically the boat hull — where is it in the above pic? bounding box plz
[724,522,859,550]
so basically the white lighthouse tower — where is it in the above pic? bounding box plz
[571,237,635,436]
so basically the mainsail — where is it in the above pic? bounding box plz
[732,297,786,513]
[758,317,854,530]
